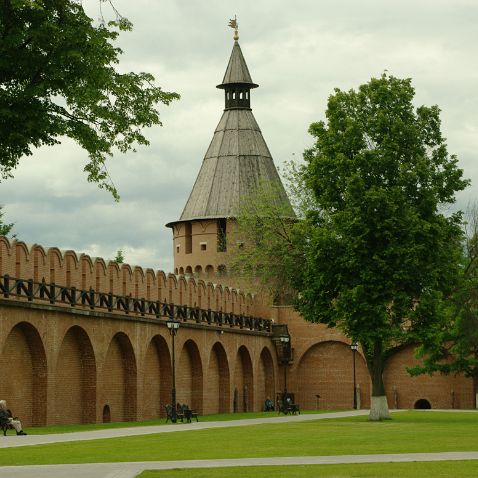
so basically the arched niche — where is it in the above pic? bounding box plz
[55,325,96,424]
[0,322,48,426]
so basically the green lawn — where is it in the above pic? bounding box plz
[138,461,478,478]
[0,412,477,467]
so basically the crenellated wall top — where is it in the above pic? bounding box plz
[0,236,263,317]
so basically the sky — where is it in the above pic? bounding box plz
[2,0,477,273]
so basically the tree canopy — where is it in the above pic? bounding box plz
[0,0,179,199]
[233,74,468,420]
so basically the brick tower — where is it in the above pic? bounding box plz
[167,27,293,279]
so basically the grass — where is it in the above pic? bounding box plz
[0,411,477,467]
[138,461,478,478]
[25,410,326,435]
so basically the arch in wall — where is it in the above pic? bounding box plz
[179,267,184,275]
[206,342,230,414]
[257,347,275,410]
[0,322,47,426]
[142,335,171,419]
[185,266,192,274]
[102,404,111,423]
[414,398,432,409]
[384,344,473,409]
[54,325,96,424]
[177,339,203,413]
[297,340,370,410]
[205,265,214,279]
[102,332,137,422]
[233,345,254,412]
[194,265,202,275]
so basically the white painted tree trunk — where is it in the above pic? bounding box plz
[369,395,390,421]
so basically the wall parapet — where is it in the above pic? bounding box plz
[0,274,271,333]
[0,236,271,318]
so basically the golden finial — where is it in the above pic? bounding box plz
[228,15,239,41]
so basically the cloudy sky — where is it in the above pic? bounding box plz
[2,0,477,272]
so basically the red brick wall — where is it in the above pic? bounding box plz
[384,345,475,409]
[296,340,370,410]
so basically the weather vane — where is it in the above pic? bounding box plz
[228,15,239,41]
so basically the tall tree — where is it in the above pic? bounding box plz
[0,0,179,199]
[233,74,468,420]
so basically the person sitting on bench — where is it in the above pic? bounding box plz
[264,397,274,411]
[0,400,27,435]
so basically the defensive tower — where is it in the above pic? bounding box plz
[167,23,293,279]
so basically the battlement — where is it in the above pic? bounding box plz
[0,236,267,318]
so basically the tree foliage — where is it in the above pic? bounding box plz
[229,178,300,301]
[233,74,468,420]
[0,205,15,237]
[114,248,124,264]
[0,0,179,199]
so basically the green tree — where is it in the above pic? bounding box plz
[114,249,124,264]
[0,205,15,237]
[234,74,468,420]
[0,0,179,200]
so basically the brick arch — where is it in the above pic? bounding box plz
[54,325,96,425]
[384,344,474,409]
[0,322,47,427]
[206,342,230,414]
[102,332,137,422]
[142,335,171,419]
[234,345,254,412]
[257,347,275,410]
[297,340,370,410]
[177,339,203,413]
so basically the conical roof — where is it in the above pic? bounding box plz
[217,41,258,89]
[168,40,294,225]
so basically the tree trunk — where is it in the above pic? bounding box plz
[366,341,390,421]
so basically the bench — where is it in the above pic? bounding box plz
[278,401,300,415]
[182,406,199,423]
[0,417,14,436]
[164,404,184,423]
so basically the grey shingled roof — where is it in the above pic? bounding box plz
[218,41,257,88]
[178,109,293,221]
[172,41,294,224]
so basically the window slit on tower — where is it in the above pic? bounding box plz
[185,222,192,254]
[217,219,227,252]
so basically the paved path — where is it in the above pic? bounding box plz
[1,410,477,477]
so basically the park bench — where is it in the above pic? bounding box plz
[0,416,14,436]
[277,400,300,415]
[165,404,184,423]
[181,404,199,423]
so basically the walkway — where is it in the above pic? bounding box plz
[1,410,477,478]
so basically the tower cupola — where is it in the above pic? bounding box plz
[217,41,258,110]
